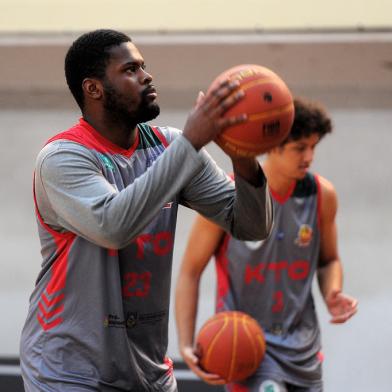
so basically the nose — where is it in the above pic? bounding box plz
[140,68,153,84]
[304,147,314,164]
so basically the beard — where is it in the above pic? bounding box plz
[103,83,160,126]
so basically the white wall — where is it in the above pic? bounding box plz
[0,0,391,32]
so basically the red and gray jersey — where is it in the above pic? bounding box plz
[215,173,322,389]
[20,118,272,391]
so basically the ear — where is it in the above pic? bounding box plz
[82,78,103,101]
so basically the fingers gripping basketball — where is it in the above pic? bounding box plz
[205,80,246,120]
[196,311,266,382]
[207,64,295,157]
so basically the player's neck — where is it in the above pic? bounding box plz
[83,112,138,150]
[262,161,296,196]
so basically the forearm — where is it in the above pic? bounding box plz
[182,152,273,241]
[231,157,264,187]
[318,259,343,300]
[230,170,273,240]
[175,273,201,350]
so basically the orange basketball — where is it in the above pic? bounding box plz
[208,64,294,157]
[196,311,266,382]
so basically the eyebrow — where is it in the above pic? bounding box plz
[122,60,144,67]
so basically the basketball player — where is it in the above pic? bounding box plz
[19,29,273,392]
[175,98,358,392]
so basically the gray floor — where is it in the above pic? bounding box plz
[0,107,391,390]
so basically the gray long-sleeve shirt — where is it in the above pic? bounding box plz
[20,119,273,391]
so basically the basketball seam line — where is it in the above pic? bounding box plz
[228,313,238,381]
[204,316,228,371]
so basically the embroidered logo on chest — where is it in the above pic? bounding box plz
[294,224,313,247]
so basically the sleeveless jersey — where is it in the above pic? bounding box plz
[215,173,322,389]
[20,118,272,391]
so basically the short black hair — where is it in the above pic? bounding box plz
[283,97,332,144]
[64,29,132,110]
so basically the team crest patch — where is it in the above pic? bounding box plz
[259,380,281,392]
[295,224,313,247]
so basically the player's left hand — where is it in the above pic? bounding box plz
[326,289,358,324]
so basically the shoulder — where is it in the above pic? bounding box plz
[316,174,338,218]
[38,139,97,161]
[317,175,337,200]
[39,121,96,161]
[36,140,100,177]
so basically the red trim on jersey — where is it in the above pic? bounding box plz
[37,313,63,332]
[151,126,169,148]
[269,180,296,205]
[36,234,75,331]
[164,356,174,377]
[214,235,231,312]
[228,383,250,392]
[108,248,119,257]
[46,236,74,295]
[38,302,64,319]
[33,174,75,331]
[314,174,322,229]
[46,118,140,158]
[41,292,64,308]
[317,351,325,362]
[36,235,74,331]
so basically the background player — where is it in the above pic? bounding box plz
[19,29,273,391]
[175,97,358,391]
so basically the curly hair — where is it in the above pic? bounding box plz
[64,29,132,110]
[282,97,333,144]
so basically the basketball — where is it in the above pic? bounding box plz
[195,311,266,382]
[208,64,294,157]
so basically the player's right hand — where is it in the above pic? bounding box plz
[180,345,227,385]
[182,79,247,151]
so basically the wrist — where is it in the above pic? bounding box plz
[324,287,342,301]
[182,132,202,151]
[232,158,265,187]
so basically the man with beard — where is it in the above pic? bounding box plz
[19,29,273,392]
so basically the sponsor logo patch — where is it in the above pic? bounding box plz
[104,311,167,329]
